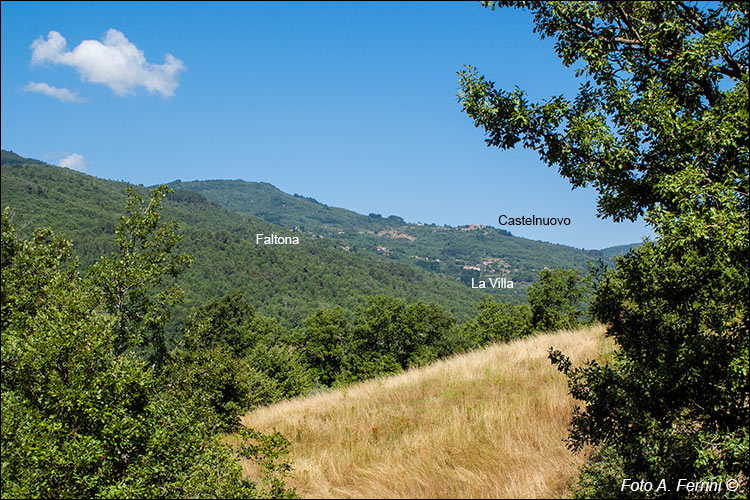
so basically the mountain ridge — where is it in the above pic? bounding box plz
[1,150,497,330]
[165,177,637,253]
[1,150,640,319]
[166,178,639,291]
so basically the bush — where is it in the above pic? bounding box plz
[1,199,296,498]
[466,297,532,345]
[245,343,313,399]
[528,268,587,332]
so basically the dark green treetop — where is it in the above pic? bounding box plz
[87,186,193,363]
[1,205,296,498]
[459,1,748,228]
[459,2,748,496]
[527,267,587,331]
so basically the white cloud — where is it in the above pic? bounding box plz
[23,81,84,102]
[31,29,184,98]
[59,153,86,172]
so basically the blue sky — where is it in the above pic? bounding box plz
[1,1,653,249]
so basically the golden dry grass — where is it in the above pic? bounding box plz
[239,324,610,499]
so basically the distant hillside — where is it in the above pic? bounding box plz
[167,179,637,295]
[1,151,493,330]
[1,149,47,166]
[166,178,409,233]
[589,242,641,258]
[239,325,610,499]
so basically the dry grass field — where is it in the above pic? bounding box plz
[239,324,610,499]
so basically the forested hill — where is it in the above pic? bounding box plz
[1,151,495,328]
[167,179,638,290]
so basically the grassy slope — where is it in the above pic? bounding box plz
[240,325,610,499]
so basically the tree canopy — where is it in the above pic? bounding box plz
[459,1,748,227]
[459,2,748,497]
[1,197,296,498]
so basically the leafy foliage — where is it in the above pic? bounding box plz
[1,203,295,498]
[528,267,588,331]
[460,1,748,497]
[347,296,456,376]
[464,296,532,345]
[459,1,748,224]
[87,186,192,363]
[298,306,351,386]
[291,294,499,387]
[177,291,313,413]
[182,290,258,356]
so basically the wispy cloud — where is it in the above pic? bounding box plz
[30,29,184,98]
[23,81,85,102]
[59,153,86,172]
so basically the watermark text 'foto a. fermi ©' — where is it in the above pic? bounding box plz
[621,478,741,494]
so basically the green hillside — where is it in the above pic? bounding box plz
[0,150,39,166]
[588,242,640,258]
[1,151,494,330]
[167,179,635,292]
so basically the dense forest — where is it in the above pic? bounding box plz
[2,153,498,330]
[167,178,633,291]
[1,150,627,331]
